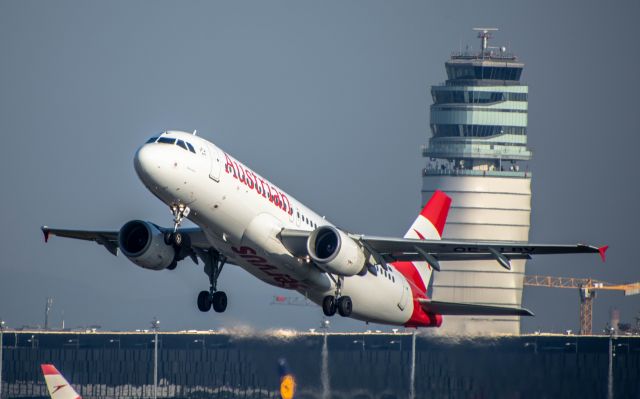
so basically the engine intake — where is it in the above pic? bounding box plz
[118,220,176,270]
[307,226,366,276]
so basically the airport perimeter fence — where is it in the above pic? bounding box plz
[0,332,639,399]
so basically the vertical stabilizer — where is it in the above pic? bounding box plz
[41,364,81,399]
[406,189,451,240]
[394,190,452,293]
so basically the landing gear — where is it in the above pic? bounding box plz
[211,291,227,313]
[170,203,191,231]
[322,275,353,317]
[197,290,211,312]
[337,296,352,317]
[322,296,337,316]
[164,232,183,246]
[164,203,189,269]
[195,248,228,313]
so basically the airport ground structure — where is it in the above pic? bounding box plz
[1,331,639,399]
[422,30,533,334]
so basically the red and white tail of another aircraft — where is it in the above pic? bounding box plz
[41,130,607,327]
[41,364,81,399]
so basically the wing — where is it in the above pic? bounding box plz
[42,227,120,255]
[278,229,607,270]
[417,298,534,316]
[41,225,210,257]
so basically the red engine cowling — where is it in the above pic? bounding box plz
[118,220,176,270]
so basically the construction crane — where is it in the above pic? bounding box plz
[524,275,640,335]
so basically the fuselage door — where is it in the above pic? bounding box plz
[208,143,222,182]
[398,275,410,311]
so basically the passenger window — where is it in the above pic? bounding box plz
[146,137,158,143]
[157,137,176,145]
[186,142,196,153]
[177,140,188,151]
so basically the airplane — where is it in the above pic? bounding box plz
[41,364,81,399]
[42,130,607,327]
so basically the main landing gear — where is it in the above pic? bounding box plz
[322,275,352,318]
[196,248,228,313]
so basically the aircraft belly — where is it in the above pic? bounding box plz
[341,274,413,325]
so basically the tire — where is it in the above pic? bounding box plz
[337,296,352,317]
[322,296,337,317]
[197,291,211,312]
[164,232,173,246]
[173,232,183,246]
[212,291,227,313]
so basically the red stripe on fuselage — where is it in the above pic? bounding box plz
[393,261,427,293]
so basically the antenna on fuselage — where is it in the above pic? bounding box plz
[193,129,197,135]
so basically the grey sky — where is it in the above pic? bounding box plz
[1,0,638,333]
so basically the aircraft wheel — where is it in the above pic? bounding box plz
[197,291,211,312]
[173,232,183,246]
[164,232,183,247]
[322,296,337,317]
[337,296,352,317]
[212,291,227,313]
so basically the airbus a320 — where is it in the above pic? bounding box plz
[42,130,607,327]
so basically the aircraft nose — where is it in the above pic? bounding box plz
[134,144,162,184]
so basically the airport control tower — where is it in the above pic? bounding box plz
[422,29,532,334]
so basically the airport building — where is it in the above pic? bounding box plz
[1,331,638,399]
[422,29,532,334]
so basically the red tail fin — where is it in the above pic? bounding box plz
[420,190,451,237]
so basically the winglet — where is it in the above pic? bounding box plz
[420,190,451,237]
[599,245,609,262]
[42,226,50,243]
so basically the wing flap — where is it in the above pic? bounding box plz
[358,235,602,257]
[418,298,534,316]
[383,253,532,263]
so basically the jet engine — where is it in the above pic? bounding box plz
[307,226,366,276]
[118,220,176,270]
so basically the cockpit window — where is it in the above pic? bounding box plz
[176,140,188,151]
[157,137,176,145]
[146,137,158,143]
[186,142,196,153]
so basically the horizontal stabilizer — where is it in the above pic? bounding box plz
[418,298,534,317]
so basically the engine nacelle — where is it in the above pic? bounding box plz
[307,226,366,276]
[118,220,176,271]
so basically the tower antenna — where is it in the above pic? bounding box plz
[473,27,498,53]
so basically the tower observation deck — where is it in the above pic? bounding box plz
[422,29,532,334]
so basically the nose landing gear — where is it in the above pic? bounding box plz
[195,248,228,313]
[322,275,352,317]
[164,203,191,247]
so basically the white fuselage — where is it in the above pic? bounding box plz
[134,131,415,326]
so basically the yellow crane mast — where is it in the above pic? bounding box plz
[523,275,640,335]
